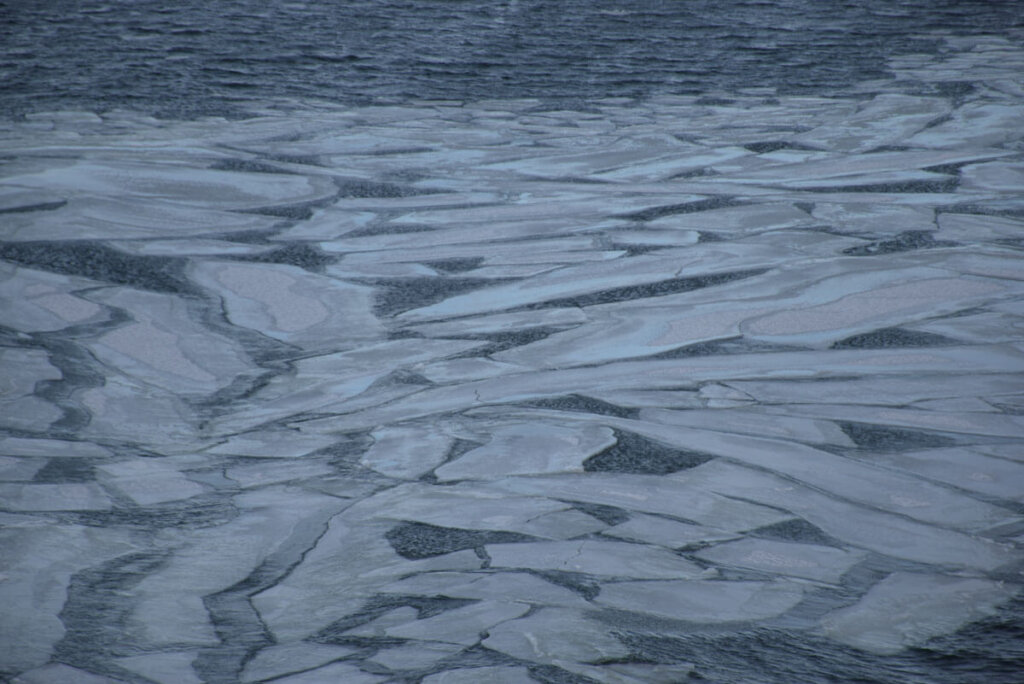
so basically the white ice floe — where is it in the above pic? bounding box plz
[435,422,615,481]
[741,276,1006,347]
[489,472,790,532]
[251,514,482,641]
[906,102,1024,148]
[241,643,357,683]
[937,213,1024,242]
[0,483,110,511]
[0,457,44,481]
[130,487,345,647]
[647,202,815,234]
[410,306,588,338]
[359,482,572,533]
[820,572,1016,654]
[207,430,338,459]
[868,447,1024,502]
[114,652,203,684]
[603,515,738,548]
[0,348,62,430]
[96,457,205,505]
[687,460,1017,570]
[78,375,200,450]
[0,265,104,331]
[379,571,591,608]
[369,641,464,671]
[595,579,805,623]
[2,158,336,210]
[0,348,61,397]
[270,662,387,684]
[342,607,419,638]
[811,202,937,236]
[10,664,115,684]
[729,373,1024,407]
[0,436,112,458]
[960,160,1024,193]
[487,539,705,579]
[386,600,530,645]
[191,261,381,348]
[637,407,854,446]
[360,424,454,479]
[422,666,535,683]
[0,195,280,242]
[696,538,866,584]
[0,525,137,673]
[483,608,630,664]
[771,403,1024,440]
[87,287,251,396]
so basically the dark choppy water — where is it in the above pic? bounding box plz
[1,0,1022,118]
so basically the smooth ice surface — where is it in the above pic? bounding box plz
[695,538,867,584]
[2,28,1023,684]
[483,608,630,664]
[435,422,615,481]
[595,579,806,623]
[820,573,1017,654]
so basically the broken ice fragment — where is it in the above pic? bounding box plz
[820,572,1016,654]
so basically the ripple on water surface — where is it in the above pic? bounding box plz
[1,0,1023,117]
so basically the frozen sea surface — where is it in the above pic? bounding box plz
[2,26,1024,684]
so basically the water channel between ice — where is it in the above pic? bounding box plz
[1,30,1024,684]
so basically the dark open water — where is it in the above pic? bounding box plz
[1,0,1022,118]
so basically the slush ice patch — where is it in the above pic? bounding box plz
[451,327,559,356]
[334,179,434,198]
[373,277,516,317]
[425,257,486,274]
[805,178,959,194]
[584,430,714,475]
[572,503,631,526]
[235,242,336,270]
[842,231,957,256]
[313,595,477,643]
[831,327,958,349]
[618,197,743,222]
[63,496,237,530]
[0,241,192,294]
[525,269,767,310]
[33,458,96,484]
[54,552,168,671]
[933,80,976,100]
[745,141,819,154]
[839,422,957,451]
[208,158,293,174]
[0,200,67,214]
[941,201,1024,219]
[651,337,806,360]
[385,522,536,560]
[522,394,639,419]
[244,202,317,220]
[526,570,602,601]
[750,518,838,547]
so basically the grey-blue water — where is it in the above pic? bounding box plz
[1,0,1021,118]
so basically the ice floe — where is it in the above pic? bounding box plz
[595,579,805,623]
[820,572,1016,654]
